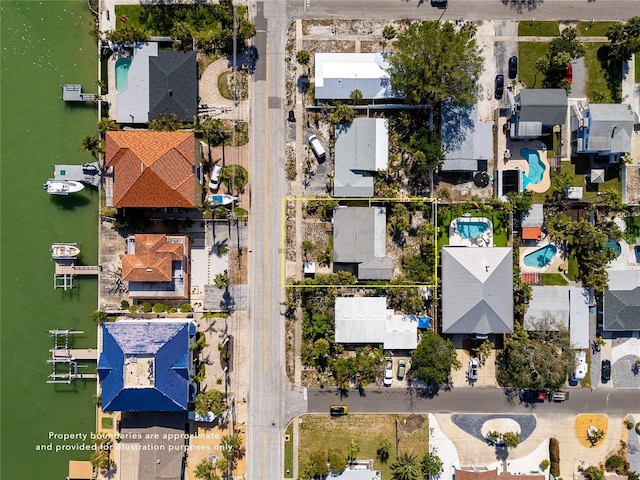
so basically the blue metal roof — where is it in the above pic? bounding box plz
[98,321,195,412]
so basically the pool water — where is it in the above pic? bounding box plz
[457,220,490,239]
[606,240,622,257]
[521,148,546,189]
[115,57,131,92]
[524,244,558,268]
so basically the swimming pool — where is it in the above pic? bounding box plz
[606,240,622,257]
[457,220,490,239]
[521,148,546,189]
[115,57,131,92]
[523,244,558,268]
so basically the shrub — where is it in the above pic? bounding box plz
[180,303,193,313]
[141,302,152,313]
[549,437,560,477]
[120,300,130,310]
[540,459,550,471]
[605,455,625,471]
[625,420,634,430]
[152,303,166,313]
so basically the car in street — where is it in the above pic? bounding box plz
[468,358,478,382]
[601,359,611,383]
[209,164,223,191]
[572,351,587,381]
[495,74,505,99]
[508,56,518,79]
[566,63,573,83]
[397,360,406,380]
[519,389,547,403]
[383,357,393,387]
[330,405,348,416]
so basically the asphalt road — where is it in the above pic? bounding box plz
[308,386,640,414]
[290,0,640,21]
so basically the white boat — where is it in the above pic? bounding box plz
[207,194,237,206]
[43,179,84,195]
[50,243,80,260]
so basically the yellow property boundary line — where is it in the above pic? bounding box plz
[281,197,439,289]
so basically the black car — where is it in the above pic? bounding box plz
[601,359,611,383]
[495,74,505,99]
[519,389,547,403]
[508,56,518,79]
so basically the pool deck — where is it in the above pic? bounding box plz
[499,140,551,194]
[448,216,494,247]
[520,239,566,273]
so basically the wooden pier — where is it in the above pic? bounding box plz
[54,260,99,290]
[53,161,101,188]
[61,84,96,102]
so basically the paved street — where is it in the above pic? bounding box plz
[290,0,640,21]
[308,386,640,414]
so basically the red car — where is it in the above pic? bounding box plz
[566,63,573,83]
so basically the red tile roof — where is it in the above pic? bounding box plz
[106,131,200,208]
[122,234,188,283]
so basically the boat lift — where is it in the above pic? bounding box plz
[47,330,97,384]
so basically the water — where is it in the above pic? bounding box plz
[606,240,622,257]
[1,2,98,478]
[115,57,131,92]
[521,148,546,189]
[457,220,490,239]
[523,244,558,268]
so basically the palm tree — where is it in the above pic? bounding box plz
[202,118,229,166]
[80,134,103,160]
[391,452,420,480]
[381,25,397,52]
[349,89,363,105]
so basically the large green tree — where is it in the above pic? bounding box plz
[421,451,444,479]
[194,389,226,416]
[535,27,585,89]
[410,330,461,386]
[607,16,640,61]
[387,21,483,106]
[497,316,575,389]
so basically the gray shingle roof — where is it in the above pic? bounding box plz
[516,89,568,127]
[584,104,634,154]
[603,287,640,331]
[149,50,198,122]
[521,204,544,228]
[441,247,514,334]
[334,118,388,197]
[440,102,493,171]
[333,207,393,280]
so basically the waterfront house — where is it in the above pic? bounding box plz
[333,206,393,280]
[105,131,203,208]
[115,42,197,124]
[98,319,196,412]
[334,118,388,197]
[122,233,190,299]
[441,246,514,335]
[335,296,418,350]
[314,53,401,102]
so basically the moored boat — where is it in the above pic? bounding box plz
[207,194,237,206]
[50,243,80,259]
[43,179,84,195]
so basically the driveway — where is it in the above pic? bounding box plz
[568,58,586,98]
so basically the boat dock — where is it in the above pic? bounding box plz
[53,161,101,188]
[54,259,100,290]
[61,84,96,102]
[47,330,98,384]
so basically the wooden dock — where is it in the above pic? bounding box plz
[61,84,96,102]
[51,348,98,361]
[53,260,99,290]
[53,162,101,188]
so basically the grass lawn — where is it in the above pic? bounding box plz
[519,42,550,88]
[298,414,429,479]
[567,255,579,281]
[575,21,619,37]
[115,5,223,36]
[624,216,640,243]
[542,273,568,286]
[284,422,294,478]
[559,159,621,198]
[101,417,113,429]
[636,56,640,83]
[584,43,622,103]
[518,21,560,36]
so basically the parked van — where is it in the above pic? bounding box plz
[308,134,326,160]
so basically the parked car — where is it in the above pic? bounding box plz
[397,360,406,380]
[508,56,518,79]
[209,164,223,191]
[601,359,611,383]
[308,134,326,160]
[566,63,573,83]
[468,358,478,382]
[551,390,568,402]
[572,351,587,381]
[330,405,348,416]
[495,74,505,99]
[519,389,547,403]
[383,357,393,387]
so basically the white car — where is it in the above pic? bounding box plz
[383,358,393,387]
[572,351,587,381]
[209,165,223,191]
[468,358,478,382]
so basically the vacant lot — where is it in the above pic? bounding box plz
[519,42,550,88]
[298,414,429,478]
[518,21,560,37]
[584,43,622,103]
